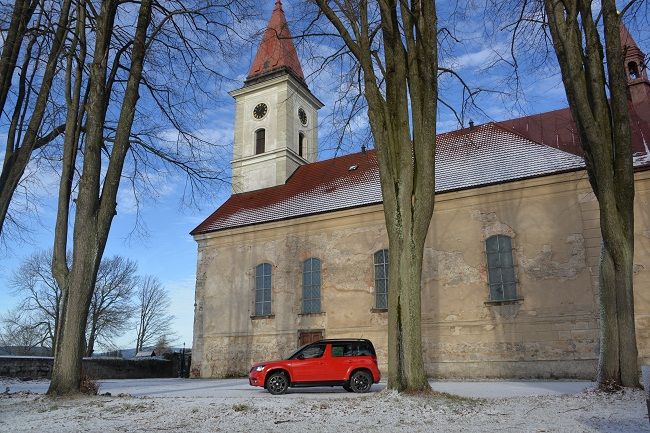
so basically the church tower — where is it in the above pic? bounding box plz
[230,0,323,193]
[620,24,650,105]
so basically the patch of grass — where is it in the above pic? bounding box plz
[428,390,482,404]
[222,372,247,379]
[598,379,623,393]
[395,388,482,404]
[232,403,251,412]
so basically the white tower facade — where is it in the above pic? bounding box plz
[230,1,323,193]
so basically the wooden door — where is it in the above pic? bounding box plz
[298,330,323,346]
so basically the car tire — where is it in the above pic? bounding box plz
[343,385,353,392]
[266,371,289,395]
[349,370,372,393]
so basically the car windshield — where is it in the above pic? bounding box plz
[286,344,308,360]
[288,343,325,359]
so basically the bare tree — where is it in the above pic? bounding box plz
[48,0,254,396]
[488,0,641,389]
[0,0,72,238]
[153,334,172,356]
[135,276,173,353]
[8,250,137,356]
[0,308,50,354]
[85,256,138,357]
[542,0,639,389]
[10,249,63,350]
[312,0,438,392]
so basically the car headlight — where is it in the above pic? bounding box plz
[254,365,265,372]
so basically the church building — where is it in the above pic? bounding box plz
[189,1,650,379]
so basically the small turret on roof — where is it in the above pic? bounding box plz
[246,0,305,86]
[620,23,650,105]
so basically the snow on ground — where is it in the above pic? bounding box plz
[0,378,595,398]
[1,379,648,432]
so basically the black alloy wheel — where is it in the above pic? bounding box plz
[266,372,289,395]
[349,370,372,393]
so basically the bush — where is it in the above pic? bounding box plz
[80,376,100,395]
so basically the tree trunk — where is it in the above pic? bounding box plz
[85,319,97,358]
[49,263,97,394]
[543,0,639,388]
[597,245,619,383]
[315,0,437,392]
[387,232,429,391]
[48,0,152,395]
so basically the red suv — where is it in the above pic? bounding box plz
[248,339,381,395]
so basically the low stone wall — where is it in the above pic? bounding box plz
[0,356,174,379]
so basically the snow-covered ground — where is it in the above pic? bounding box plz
[0,377,595,398]
[1,379,648,432]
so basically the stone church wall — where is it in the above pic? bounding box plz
[190,169,650,379]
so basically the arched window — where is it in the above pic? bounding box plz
[302,258,321,313]
[628,61,640,80]
[255,129,265,155]
[255,263,272,316]
[374,250,389,309]
[485,235,517,301]
[298,132,305,157]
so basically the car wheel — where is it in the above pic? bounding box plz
[343,385,353,392]
[349,370,372,393]
[266,372,289,395]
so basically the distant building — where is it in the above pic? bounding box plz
[189,1,650,379]
[135,350,157,358]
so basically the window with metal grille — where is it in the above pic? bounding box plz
[255,263,272,315]
[485,235,517,301]
[374,249,389,309]
[255,129,265,154]
[302,258,321,313]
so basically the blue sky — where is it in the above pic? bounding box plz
[0,1,647,351]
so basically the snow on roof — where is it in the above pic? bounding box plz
[192,123,599,235]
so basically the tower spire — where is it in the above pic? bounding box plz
[619,23,649,105]
[246,0,305,85]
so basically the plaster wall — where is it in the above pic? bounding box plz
[191,170,650,379]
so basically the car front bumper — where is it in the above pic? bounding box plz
[248,370,265,387]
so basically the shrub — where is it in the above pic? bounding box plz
[80,376,100,395]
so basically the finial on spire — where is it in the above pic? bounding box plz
[274,0,282,8]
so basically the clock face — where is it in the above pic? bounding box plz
[253,103,268,119]
[298,108,307,126]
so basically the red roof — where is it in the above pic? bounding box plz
[191,123,593,235]
[247,0,305,83]
[620,23,645,62]
[497,99,650,156]
[192,116,650,236]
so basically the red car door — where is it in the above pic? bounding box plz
[289,343,327,382]
[325,342,354,381]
